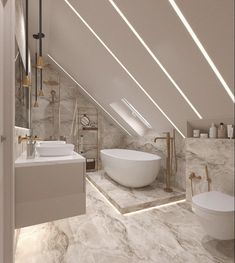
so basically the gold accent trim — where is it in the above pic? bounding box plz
[189,172,202,196]
[33,101,39,108]
[36,56,44,69]
[22,75,31,87]
[205,165,211,192]
[38,89,44,96]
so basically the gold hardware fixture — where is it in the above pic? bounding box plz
[154,131,177,193]
[205,165,211,192]
[22,75,31,87]
[18,135,41,144]
[33,101,39,108]
[36,55,44,69]
[38,89,44,96]
[189,172,202,196]
[43,80,59,86]
[189,172,202,180]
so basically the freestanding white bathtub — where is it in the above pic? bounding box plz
[100,149,161,188]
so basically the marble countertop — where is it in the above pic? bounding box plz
[15,151,85,167]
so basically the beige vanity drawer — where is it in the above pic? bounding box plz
[15,161,86,228]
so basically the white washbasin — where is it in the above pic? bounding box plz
[38,141,66,145]
[36,143,75,157]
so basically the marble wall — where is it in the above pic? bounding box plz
[123,130,186,191]
[185,138,234,201]
[15,67,234,198]
[30,65,125,168]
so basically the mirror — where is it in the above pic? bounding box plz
[80,114,90,127]
[15,45,30,128]
[15,0,31,128]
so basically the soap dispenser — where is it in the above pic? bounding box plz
[218,123,226,138]
[209,123,217,138]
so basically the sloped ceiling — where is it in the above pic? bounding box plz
[28,0,234,137]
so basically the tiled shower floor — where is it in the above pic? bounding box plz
[86,171,185,214]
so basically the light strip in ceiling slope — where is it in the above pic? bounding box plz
[47,54,132,136]
[169,0,235,103]
[109,0,202,119]
[64,0,186,138]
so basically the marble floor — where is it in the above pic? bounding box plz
[15,180,234,263]
[87,171,186,214]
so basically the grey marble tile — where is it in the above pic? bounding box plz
[185,138,234,200]
[87,171,185,214]
[15,181,234,263]
[123,130,186,191]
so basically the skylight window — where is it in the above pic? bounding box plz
[47,54,132,136]
[110,101,147,136]
[64,0,186,138]
[121,98,152,129]
[169,0,234,103]
[109,0,203,119]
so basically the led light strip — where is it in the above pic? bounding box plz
[64,0,186,138]
[109,0,202,119]
[124,199,186,216]
[121,98,152,128]
[169,0,234,103]
[47,54,132,136]
[87,176,186,216]
[86,177,122,214]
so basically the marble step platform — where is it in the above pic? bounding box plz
[86,171,185,214]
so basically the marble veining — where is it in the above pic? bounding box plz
[123,130,186,191]
[186,138,234,200]
[87,171,185,214]
[31,66,125,152]
[15,181,234,263]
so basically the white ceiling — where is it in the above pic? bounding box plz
[28,0,234,137]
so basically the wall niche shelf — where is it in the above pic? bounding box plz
[187,117,234,138]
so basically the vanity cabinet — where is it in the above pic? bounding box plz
[15,152,86,228]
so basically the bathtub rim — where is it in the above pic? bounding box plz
[100,148,161,162]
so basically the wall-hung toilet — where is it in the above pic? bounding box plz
[192,191,234,240]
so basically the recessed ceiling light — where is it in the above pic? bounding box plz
[47,54,132,136]
[109,0,203,119]
[169,0,234,103]
[64,0,186,138]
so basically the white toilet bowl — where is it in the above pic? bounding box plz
[192,191,234,240]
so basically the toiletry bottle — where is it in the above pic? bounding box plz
[227,125,234,139]
[209,123,217,138]
[218,123,226,138]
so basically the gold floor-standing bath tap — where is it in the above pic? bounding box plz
[154,131,177,192]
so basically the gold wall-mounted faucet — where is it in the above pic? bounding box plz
[205,165,211,192]
[18,135,41,144]
[189,172,202,196]
[18,134,42,159]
